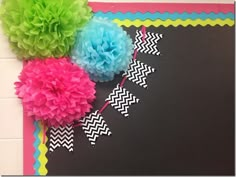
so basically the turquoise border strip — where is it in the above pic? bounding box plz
[33,121,40,175]
[94,12,234,20]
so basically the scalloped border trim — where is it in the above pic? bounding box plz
[33,121,48,175]
[89,2,234,13]
[33,121,40,175]
[113,19,234,27]
[95,12,234,21]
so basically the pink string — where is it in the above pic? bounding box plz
[120,76,127,87]
[98,101,110,114]
[133,49,138,60]
[97,26,146,114]
[73,122,82,128]
[141,26,146,42]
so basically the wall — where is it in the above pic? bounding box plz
[0,0,234,175]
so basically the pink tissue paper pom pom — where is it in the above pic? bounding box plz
[15,57,96,127]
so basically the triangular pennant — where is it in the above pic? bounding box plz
[106,84,139,117]
[134,30,163,55]
[123,60,155,89]
[49,125,74,152]
[80,110,112,145]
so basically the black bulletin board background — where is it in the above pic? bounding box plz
[46,26,235,175]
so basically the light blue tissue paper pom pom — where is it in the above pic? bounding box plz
[71,17,134,82]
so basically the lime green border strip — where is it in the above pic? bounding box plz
[113,18,234,27]
[37,122,48,175]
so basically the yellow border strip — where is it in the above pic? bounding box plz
[38,122,48,175]
[113,18,234,27]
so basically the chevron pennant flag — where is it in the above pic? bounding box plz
[106,84,140,117]
[123,60,156,89]
[81,110,112,145]
[49,125,74,152]
[134,30,163,55]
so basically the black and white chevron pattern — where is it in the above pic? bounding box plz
[81,111,112,145]
[49,125,74,152]
[123,60,155,89]
[134,30,163,55]
[106,85,139,117]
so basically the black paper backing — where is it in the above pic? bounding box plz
[46,26,235,175]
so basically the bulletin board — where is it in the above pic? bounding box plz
[23,2,234,175]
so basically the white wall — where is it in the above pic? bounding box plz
[0,21,23,175]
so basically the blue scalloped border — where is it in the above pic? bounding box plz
[94,12,234,20]
[33,121,40,175]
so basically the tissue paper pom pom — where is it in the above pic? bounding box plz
[71,17,133,82]
[0,0,92,60]
[15,58,96,127]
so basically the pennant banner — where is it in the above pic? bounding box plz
[134,30,163,55]
[81,110,112,145]
[106,84,139,117]
[49,125,74,152]
[123,60,156,88]
[50,28,161,149]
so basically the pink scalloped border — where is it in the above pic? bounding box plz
[88,2,234,13]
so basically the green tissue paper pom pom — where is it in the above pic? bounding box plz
[0,0,92,60]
